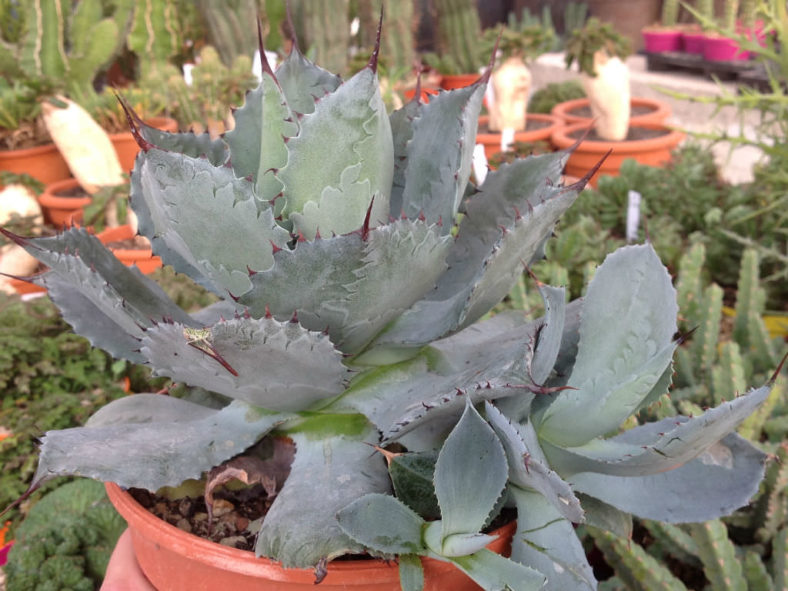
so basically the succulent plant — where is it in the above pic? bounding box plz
[3,20,783,591]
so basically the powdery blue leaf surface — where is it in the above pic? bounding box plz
[387,97,422,218]
[530,284,566,385]
[337,493,426,555]
[542,382,772,477]
[136,125,228,166]
[241,221,452,356]
[274,46,341,116]
[338,314,542,441]
[21,228,194,363]
[537,245,679,447]
[224,70,298,200]
[485,403,583,523]
[435,402,508,539]
[140,316,350,411]
[367,153,575,355]
[397,84,485,230]
[445,548,547,591]
[398,554,425,591]
[33,399,291,491]
[256,430,392,567]
[278,66,392,239]
[86,394,217,426]
[571,432,768,522]
[510,487,596,591]
[133,148,290,295]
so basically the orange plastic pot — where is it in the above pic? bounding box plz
[0,142,71,186]
[476,114,563,161]
[37,178,92,226]
[97,225,161,274]
[110,117,178,174]
[439,73,479,91]
[550,122,685,186]
[105,482,515,591]
[403,87,440,103]
[551,97,672,128]
[8,276,46,296]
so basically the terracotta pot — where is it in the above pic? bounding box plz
[551,97,671,128]
[550,122,685,186]
[439,74,479,91]
[8,276,46,296]
[703,34,750,61]
[105,482,515,591]
[403,87,440,103]
[37,178,92,227]
[682,30,707,54]
[476,114,563,161]
[110,117,178,174]
[0,142,71,186]
[641,28,683,52]
[97,225,161,274]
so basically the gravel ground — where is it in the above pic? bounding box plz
[532,52,768,184]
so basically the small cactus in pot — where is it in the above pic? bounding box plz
[3,16,783,591]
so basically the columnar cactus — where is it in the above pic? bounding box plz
[4,21,782,590]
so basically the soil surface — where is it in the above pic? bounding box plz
[54,187,90,198]
[0,119,52,151]
[568,126,670,142]
[104,236,151,250]
[129,484,269,551]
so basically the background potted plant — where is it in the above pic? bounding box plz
[3,18,783,591]
[552,18,685,183]
[423,0,487,90]
[475,11,563,160]
[642,0,683,52]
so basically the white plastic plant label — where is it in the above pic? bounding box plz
[472,144,488,185]
[501,128,515,153]
[626,190,642,243]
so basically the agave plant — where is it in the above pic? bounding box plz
[4,21,782,591]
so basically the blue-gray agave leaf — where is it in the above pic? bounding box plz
[9,227,194,363]
[224,61,298,201]
[140,316,351,412]
[132,148,291,295]
[256,430,391,567]
[277,66,393,239]
[336,493,426,556]
[542,382,773,477]
[570,431,767,522]
[529,283,567,385]
[446,548,546,591]
[274,45,341,116]
[395,84,485,230]
[536,244,679,447]
[387,96,422,219]
[484,402,583,523]
[367,153,575,355]
[434,401,508,541]
[240,220,452,356]
[340,313,543,441]
[32,398,291,491]
[510,487,597,591]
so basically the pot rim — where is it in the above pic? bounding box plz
[550,121,685,153]
[38,178,92,208]
[551,97,672,124]
[105,482,516,583]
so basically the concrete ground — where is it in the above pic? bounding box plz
[532,52,768,184]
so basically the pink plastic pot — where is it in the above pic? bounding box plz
[703,35,750,61]
[682,30,707,54]
[642,28,682,52]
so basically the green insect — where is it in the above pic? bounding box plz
[182,327,238,376]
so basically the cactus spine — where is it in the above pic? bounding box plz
[359,0,415,75]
